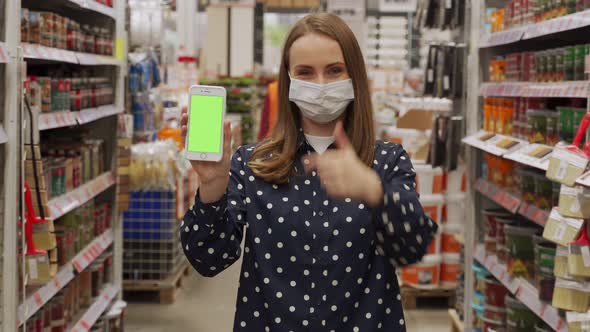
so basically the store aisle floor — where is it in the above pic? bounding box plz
[125,260,451,332]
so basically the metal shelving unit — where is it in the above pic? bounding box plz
[0,0,127,331]
[463,2,590,331]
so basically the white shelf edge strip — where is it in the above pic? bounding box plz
[39,105,122,131]
[22,43,120,66]
[479,81,589,98]
[70,284,120,332]
[0,125,7,144]
[80,0,116,18]
[17,229,114,326]
[77,105,123,125]
[48,172,115,220]
[463,133,590,186]
[474,245,568,332]
[39,111,79,131]
[480,9,590,47]
[462,131,552,169]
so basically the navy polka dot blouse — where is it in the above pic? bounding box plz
[181,135,438,331]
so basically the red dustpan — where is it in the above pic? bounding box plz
[547,112,590,186]
[23,181,47,256]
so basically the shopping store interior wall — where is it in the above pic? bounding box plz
[6,0,590,331]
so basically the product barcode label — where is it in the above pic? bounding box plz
[556,160,568,180]
[28,258,38,280]
[428,69,434,83]
[571,198,581,214]
[443,76,450,90]
[582,246,590,267]
[554,222,567,241]
[445,0,452,9]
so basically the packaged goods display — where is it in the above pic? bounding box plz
[25,74,114,113]
[488,45,590,83]
[486,0,590,32]
[37,139,105,201]
[482,97,587,144]
[20,8,114,56]
[23,250,116,332]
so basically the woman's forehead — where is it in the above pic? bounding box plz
[290,33,345,67]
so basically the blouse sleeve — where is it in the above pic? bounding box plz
[372,143,439,267]
[180,147,248,277]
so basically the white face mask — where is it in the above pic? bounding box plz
[288,77,355,124]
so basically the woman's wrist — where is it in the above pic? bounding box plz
[199,177,229,204]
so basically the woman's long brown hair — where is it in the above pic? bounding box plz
[249,13,375,184]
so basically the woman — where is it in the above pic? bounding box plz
[180,13,438,331]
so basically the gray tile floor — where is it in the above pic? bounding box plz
[125,259,451,332]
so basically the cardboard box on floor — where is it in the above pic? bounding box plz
[395,110,434,163]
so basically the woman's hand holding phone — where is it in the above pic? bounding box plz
[181,107,232,204]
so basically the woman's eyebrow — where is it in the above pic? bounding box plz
[293,64,314,70]
[326,62,346,67]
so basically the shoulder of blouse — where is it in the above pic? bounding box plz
[374,139,403,155]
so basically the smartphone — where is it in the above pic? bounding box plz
[185,85,227,161]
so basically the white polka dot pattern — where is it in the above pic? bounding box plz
[180,141,437,331]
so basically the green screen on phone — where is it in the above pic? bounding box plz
[187,94,224,153]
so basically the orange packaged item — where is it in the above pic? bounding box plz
[401,254,441,288]
[441,253,461,287]
[442,223,462,253]
[414,165,444,195]
[484,98,493,131]
[420,194,444,223]
[493,158,515,188]
[427,230,441,255]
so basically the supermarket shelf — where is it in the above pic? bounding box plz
[504,143,553,172]
[39,111,79,131]
[39,105,122,131]
[474,245,569,332]
[48,172,115,220]
[462,131,527,157]
[518,202,550,227]
[77,0,116,18]
[480,9,590,48]
[474,178,521,214]
[70,283,120,332]
[22,43,121,66]
[480,27,526,48]
[463,131,552,171]
[474,178,550,227]
[0,125,7,144]
[17,229,113,326]
[479,81,589,98]
[77,105,123,125]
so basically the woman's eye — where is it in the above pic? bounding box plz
[297,71,312,76]
[328,67,344,75]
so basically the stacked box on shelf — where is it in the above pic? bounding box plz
[122,190,183,280]
[116,138,132,213]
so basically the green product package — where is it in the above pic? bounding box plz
[575,45,586,81]
[558,107,575,142]
[565,47,576,81]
